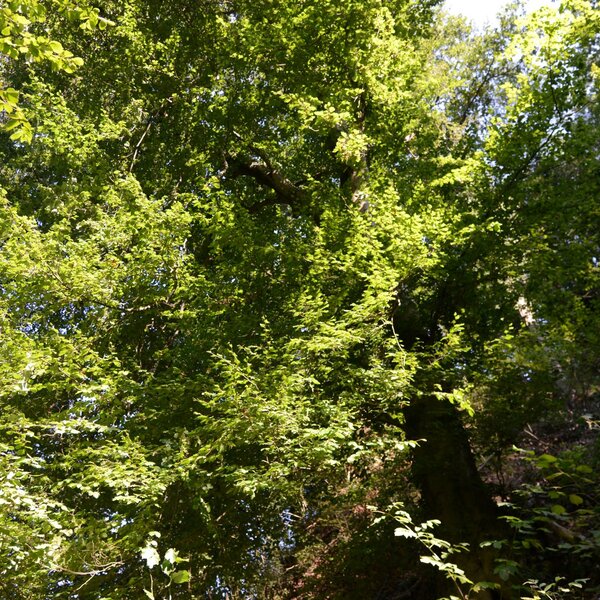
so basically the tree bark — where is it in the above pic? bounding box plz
[404,396,510,598]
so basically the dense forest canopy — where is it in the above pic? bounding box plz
[0,0,599,598]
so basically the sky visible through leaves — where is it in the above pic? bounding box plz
[444,0,555,26]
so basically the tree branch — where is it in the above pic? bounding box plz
[225,153,306,207]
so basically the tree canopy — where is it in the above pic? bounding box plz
[0,0,599,598]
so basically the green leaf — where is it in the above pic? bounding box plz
[472,582,501,592]
[394,527,417,538]
[171,570,191,584]
[164,548,177,564]
[4,87,19,104]
[141,546,160,569]
[3,117,23,132]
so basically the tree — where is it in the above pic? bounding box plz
[0,0,112,141]
[0,0,598,598]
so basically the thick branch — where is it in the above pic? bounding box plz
[350,91,370,211]
[226,154,306,207]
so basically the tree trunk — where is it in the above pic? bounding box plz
[404,395,510,598]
